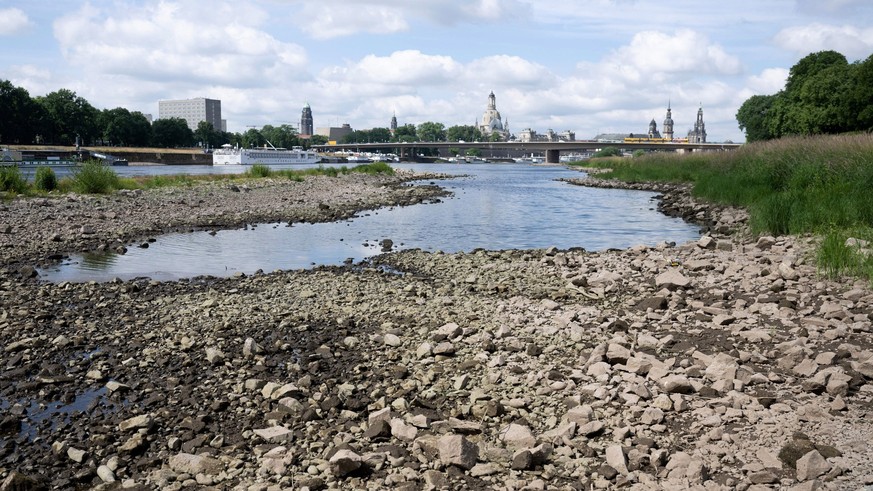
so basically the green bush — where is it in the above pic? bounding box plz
[34,166,58,191]
[351,161,394,175]
[71,161,119,194]
[247,164,272,178]
[0,166,27,193]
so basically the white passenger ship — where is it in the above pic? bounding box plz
[212,143,320,165]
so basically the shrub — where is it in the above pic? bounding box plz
[0,166,27,193]
[71,161,119,194]
[247,164,272,178]
[351,161,394,175]
[34,166,58,191]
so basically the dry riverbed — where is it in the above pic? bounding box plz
[0,172,872,490]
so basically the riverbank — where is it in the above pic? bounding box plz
[0,170,449,273]
[1,172,872,490]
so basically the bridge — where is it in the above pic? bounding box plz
[313,140,742,163]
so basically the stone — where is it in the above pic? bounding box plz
[205,347,225,365]
[439,434,478,470]
[511,449,533,470]
[660,375,694,394]
[253,426,293,443]
[329,449,362,476]
[756,236,776,250]
[389,418,418,442]
[384,333,402,347]
[704,353,738,382]
[96,465,116,483]
[697,235,716,249]
[169,452,225,475]
[500,423,537,449]
[636,296,668,311]
[655,269,690,290]
[118,414,153,432]
[67,447,87,463]
[606,343,631,364]
[605,445,629,475]
[796,450,831,481]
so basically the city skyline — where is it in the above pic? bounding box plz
[1,0,871,143]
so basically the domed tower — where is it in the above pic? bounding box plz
[479,91,507,141]
[300,103,313,137]
[663,101,674,141]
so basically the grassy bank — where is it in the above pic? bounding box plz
[574,134,873,281]
[0,161,396,197]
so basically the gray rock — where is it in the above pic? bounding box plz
[329,449,362,476]
[655,269,690,290]
[605,445,629,475]
[169,452,225,475]
[796,450,831,481]
[439,434,478,470]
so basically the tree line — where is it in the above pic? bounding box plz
[1,79,507,152]
[0,80,328,150]
[736,50,873,142]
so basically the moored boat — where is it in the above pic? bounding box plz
[212,143,320,165]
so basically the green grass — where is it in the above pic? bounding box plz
[70,161,120,194]
[583,133,873,282]
[0,166,28,194]
[34,166,58,191]
[247,163,273,178]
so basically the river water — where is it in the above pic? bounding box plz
[38,163,701,282]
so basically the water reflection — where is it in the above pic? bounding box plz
[40,163,702,282]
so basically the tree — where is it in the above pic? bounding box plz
[260,124,299,149]
[417,122,446,142]
[446,125,482,142]
[240,128,266,149]
[0,80,44,144]
[850,54,873,131]
[152,118,194,147]
[392,124,417,142]
[736,94,776,142]
[36,89,99,145]
[308,134,328,147]
[100,107,152,146]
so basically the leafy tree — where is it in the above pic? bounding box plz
[152,118,194,147]
[465,148,482,157]
[736,94,776,142]
[368,127,392,143]
[850,54,873,131]
[260,124,299,149]
[36,89,99,145]
[416,121,446,142]
[390,124,416,142]
[0,80,44,144]
[783,51,848,97]
[446,125,482,142]
[241,128,266,149]
[100,107,152,146]
[308,134,329,147]
[194,121,223,149]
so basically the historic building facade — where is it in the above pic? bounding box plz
[478,92,510,141]
[687,106,706,143]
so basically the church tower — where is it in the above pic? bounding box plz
[300,103,313,137]
[663,101,674,141]
[390,112,397,135]
[648,119,660,139]
[687,105,706,143]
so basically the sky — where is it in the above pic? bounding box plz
[1,0,872,143]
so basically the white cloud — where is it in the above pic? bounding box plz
[325,50,462,87]
[291,0,529,39]
[746,67,789,94]
[0,7,32,35]
[0,8,33,36]
[465,56,552,88]
[606,29,743,82]
[774,23,873,59]
[53,1,308,88]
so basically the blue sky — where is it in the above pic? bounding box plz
[2,0,871,142]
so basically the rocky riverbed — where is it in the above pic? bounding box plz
[1,172,872,490]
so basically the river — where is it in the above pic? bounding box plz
[38,163,701,282]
